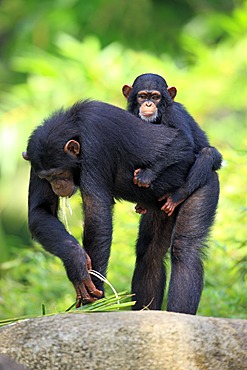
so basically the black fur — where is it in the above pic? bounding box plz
[26,100,196,305]
[127,73,222,202]
[125,73,221,313]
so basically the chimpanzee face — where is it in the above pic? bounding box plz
[38,168,77,197]
[23,139,81,198]
[136,90,161,123]
[36,139,81,197]
[122,73,177,124]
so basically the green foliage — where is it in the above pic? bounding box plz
[0,1,246,320]
[0,0,235,71]
[0,292,135,327]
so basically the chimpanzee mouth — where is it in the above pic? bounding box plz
[139,110,158,123]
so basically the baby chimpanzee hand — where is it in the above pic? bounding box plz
[133,168,154,188]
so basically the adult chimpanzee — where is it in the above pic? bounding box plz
[23,100,197,309]
[122,73,221,313]
[123,73,222,215]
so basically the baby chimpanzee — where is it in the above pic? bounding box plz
[123,73,222,215]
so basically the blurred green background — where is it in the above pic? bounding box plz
[0,0,246,319]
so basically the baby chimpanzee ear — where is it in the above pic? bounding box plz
[64,140,80,157]
[122,84,133,99]
[167,86,177,100]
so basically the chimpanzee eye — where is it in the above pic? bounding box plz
[152,94,161,101]
[138,94,147,100]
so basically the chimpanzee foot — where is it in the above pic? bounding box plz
[159,195,185,217]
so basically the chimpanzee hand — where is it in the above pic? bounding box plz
[75,252,103,308]
[159,193,185,216]
[64,246,103,308]
[74,278,103,308]
[135,203,148,215]
[133,168,154,188]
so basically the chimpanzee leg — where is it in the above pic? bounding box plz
[167,172,219,314]
[132,209,176,310]
[82,192,114,292]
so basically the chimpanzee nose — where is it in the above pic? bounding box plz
[145,102,152,107]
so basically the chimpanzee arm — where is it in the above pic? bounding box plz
[28,169,102,304]
[133,127,196,188]
[160,146,222,215]
[82,191,114,294]
[160,106,223,212]
[171,146,222,201]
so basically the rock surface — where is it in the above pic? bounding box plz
[0,311,246,370]
[0,355,28,369]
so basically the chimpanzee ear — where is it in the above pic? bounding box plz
[22,152,30,161]
[122,84,133,99]
[64,140,80,157]
[167,86,177,100]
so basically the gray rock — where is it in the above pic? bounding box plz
[0,355,28,369]
[0,311,246,370]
